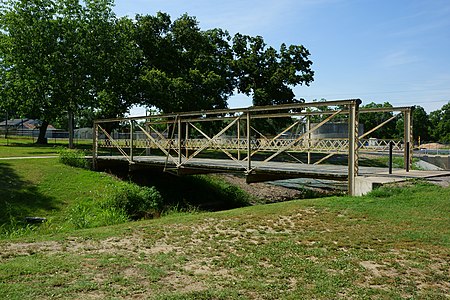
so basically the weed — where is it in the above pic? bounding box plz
[103,182,163,220]
[58,148,90,169]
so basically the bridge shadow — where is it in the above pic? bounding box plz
[0,162,60,226]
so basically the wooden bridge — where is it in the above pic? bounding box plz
[92,99,447,195]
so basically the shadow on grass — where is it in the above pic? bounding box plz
[0,162,61,225]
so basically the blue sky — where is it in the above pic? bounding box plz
[113,0,450,114]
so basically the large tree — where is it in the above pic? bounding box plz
[0,0,61,143]
[0,0,138,144]
[136,12,234,113]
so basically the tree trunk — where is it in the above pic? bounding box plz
[36,120,49,144]
[68,111,74,149]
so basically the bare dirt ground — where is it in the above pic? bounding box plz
[419,142,448,149]
[214,174,332,202]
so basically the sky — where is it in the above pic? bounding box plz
[112,0,450,114]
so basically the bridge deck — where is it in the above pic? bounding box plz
[95,155,450,186]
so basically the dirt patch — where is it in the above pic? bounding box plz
[215,174,308,202]
[420,143,447,149]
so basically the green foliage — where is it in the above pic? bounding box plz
[66,182,163,229]
[136,13,234,113]
[430,101,450,143]
[232,33,314,106]
[103,182,163,220]
[0,0,140,143]
[67,198,129,230]
[58,148,90,169]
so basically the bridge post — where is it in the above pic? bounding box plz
[185,123,189,158]
[178,117,182,165]
[306,116,311,164]
[348,100,361,196]
[129,120,134,162]
[247,111,251,171]
[237,118,241,161]
[92,122,98,170]
[404,108,413,172]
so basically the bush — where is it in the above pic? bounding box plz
[103,182,163,220]
[58,148,90,169]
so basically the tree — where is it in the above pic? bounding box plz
[0,0,61,143]
[359,102,397,139]
[136,13,234,113]
[231,33,314,106]
[430,101,450,143]
[0,0,138,145]
[412,106,431,143]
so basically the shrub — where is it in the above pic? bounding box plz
[103,182,163,220]
[58,148,90,169]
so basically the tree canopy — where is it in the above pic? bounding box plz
[135,12,235,113]
[232,33,314,107]
[1,2,315,137]
[0,0,139,143]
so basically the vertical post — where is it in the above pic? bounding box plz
[129,120,134,162]
[247,111,251,171]
[145,122,151,156]
[403,108,412,172]
[389,141,393,174]
[92,123,98,170]
[4,111,8,140]
[68,111,74,149]
[307,115,311,164]
[178,117,182,165]
[237,117,241,161]
[185,122,189,158]
[406,142,410,172]
[348,100,360,196]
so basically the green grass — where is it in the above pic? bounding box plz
[0,179,449,298]
[0,154,252,236]
[0,136,92,157]
[0,141,449,299]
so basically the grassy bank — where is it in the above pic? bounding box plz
[0,154,252,237]
[0,182,449,299]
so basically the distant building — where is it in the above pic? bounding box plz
[0,118,58,137]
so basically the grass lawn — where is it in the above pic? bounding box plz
[0,136,91,157]
[0,176,449,298]
[0,143,448,299]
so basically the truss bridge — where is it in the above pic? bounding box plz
[93,99,449,195]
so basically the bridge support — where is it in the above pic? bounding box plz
[92,123,99,170]
[348,100,361,196]
[404,108,413,172]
